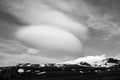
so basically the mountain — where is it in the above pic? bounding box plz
[58,55,120,67]
[1,56,120,80]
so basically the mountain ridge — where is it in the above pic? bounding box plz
[57,55,120,67]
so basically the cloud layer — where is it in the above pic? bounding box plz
[5,0,88,59]
[16,25,82,56]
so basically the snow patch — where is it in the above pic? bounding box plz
[59,55,106,65]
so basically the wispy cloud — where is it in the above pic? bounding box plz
[0,38,80,66]
[77,0,120,40]
[0,52,61,66]
[0,38,61,66]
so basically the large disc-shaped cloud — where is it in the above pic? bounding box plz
[16,25,82,55]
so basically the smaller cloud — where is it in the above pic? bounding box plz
[0,38,28,54]
[86,15,120,40]
[27,48,40,55]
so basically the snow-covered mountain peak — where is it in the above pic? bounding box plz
[59,55,106,64]
[58,55,120,67]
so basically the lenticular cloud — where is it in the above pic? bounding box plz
[16,25,82,55]
[11,0,88,57]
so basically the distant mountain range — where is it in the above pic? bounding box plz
[11,56,120,69]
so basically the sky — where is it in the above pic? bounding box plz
[0,0,120,66]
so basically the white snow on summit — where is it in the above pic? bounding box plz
[58,55,120,67]
[59,55,106,64]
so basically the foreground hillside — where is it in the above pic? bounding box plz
[0,58,120,80]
